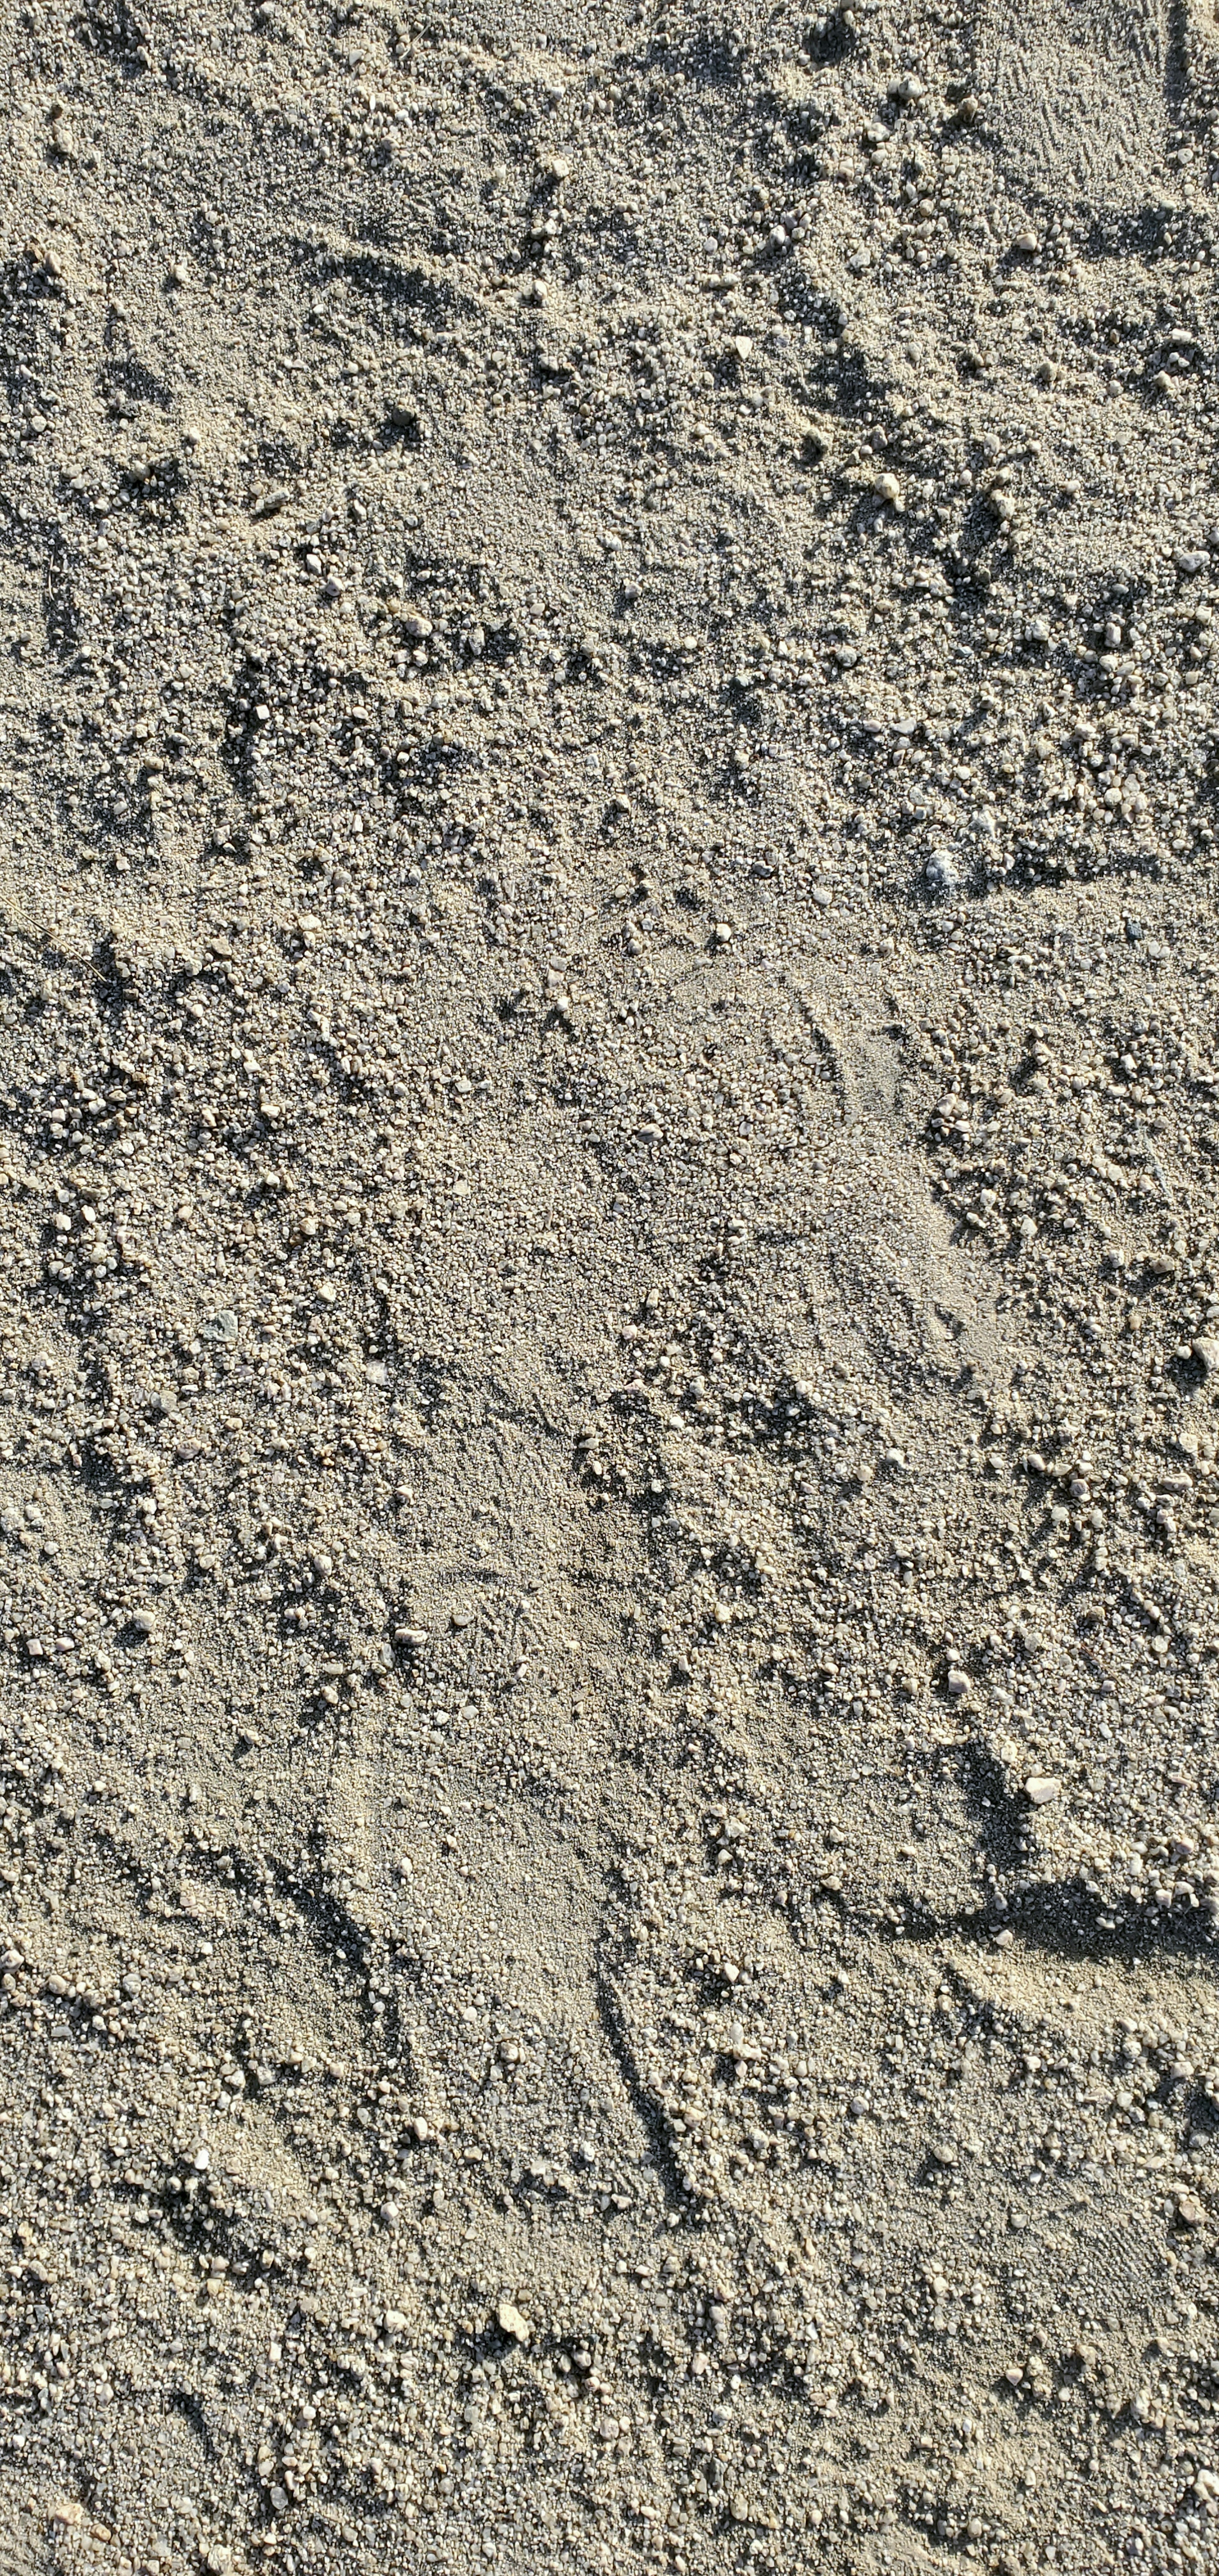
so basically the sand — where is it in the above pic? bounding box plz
[3,3,1219,2571]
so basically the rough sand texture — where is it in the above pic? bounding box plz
[4,4,1219,2574]
[984,0,1169,208]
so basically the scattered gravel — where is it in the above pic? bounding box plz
[3,3,1219,2573]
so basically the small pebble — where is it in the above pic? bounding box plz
[1025,1777,1061,1806]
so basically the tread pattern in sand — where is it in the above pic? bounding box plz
[981,0,1168,204]
[0,2522,39,2576]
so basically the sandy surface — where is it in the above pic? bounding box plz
[3,3,1219,2572]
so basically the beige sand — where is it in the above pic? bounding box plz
[2,3,1219,2571]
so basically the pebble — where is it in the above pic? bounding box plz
[1025,1777,1061,1806]
[925,848,960,895]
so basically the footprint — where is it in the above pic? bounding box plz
[0,2513,39,2576]
[977,0,1170,207]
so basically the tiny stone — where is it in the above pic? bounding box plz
[925,848,961,895]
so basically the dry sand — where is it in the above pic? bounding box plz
[3,3,1219,2572]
